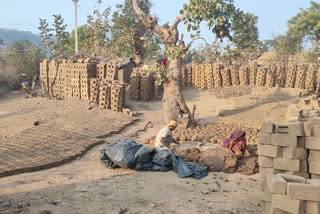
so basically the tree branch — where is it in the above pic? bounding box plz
[182,37,210,53]
[172,16,183,29]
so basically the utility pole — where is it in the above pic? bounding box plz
[73,0,79,55]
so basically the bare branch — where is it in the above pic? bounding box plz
[132,0,146,17]
[182,37,210,53]
[172,16,183,29]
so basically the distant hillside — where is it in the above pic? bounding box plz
[0,28,41,47]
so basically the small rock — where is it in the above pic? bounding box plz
[40,210,52,214]
[50,200,61,206]
[34,121,40,126]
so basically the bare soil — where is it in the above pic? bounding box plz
[0,87,301,214]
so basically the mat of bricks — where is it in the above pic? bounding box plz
[0,97,136,177]
[219,88,305,126]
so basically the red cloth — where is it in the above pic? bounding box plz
[231,139,246,152]
[162,58,167,69]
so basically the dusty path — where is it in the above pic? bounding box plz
[1,87,296,214]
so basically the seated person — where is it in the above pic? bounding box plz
[155,120,177,150]
[223,130,247,158]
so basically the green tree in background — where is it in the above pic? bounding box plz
[52,14,70,57]
[287,1,320,43]
[83,7,111,55]
[229,11,260,61]
[38,18,54,56]
[2,40,44,87]
[67,26,86,55]
[0,37,4,46]
[110,0,162,63]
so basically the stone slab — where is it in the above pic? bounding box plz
[305,137,320,150]
[272,194,306,214]
[288,183,320,201]
[282,147,307,160]
[259,155,274,168]
[309,161,320,174]
[271,134,297,147]
[258,145,282,158]
[266,174,287,195]
[273,158,300,172]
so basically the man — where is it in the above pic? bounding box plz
[155,120,177,150]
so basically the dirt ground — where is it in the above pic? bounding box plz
[0,86,304,214]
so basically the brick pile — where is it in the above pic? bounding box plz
[40,58,126,112]
[183,62,318,93]
[259,96,320,214]
[230,64,240,86]
[129,68,155,101]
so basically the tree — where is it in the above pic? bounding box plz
[132,0,239,123]
[83,7,111,55]
[229,12,260,61]
[2,40,44,87]
[67,26,86,55]
[110,0,162,63]
[52,14,70,57]
[39,15,70,57]
[287,1,320,43]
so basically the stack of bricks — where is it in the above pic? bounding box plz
[259,96,320,214]
[275,63,286,87]
[255,67,267,87]
[212,64,222,88]
[220,66,232,87]
[111,82,125,112]
[128,68,154,102]
[238,66,249,86]
[249,62,257,86]
[305,64,317,92]
[205,64,214,89]
[295,64,307,89]
[129,69,140,101]
[40,58,127,112]
[106,61,118,81]
[40,59,49,95]
[265,64,276,88]
[140,71,154,101]
[90,78,100,102]
[199,65,207,89]
[261,173,320,214]
[230,65,240,86]
[99,82,111,109]
[97,62,107,80]
[285,64,297,88]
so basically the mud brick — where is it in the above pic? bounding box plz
[282,171,309,179]
[288,183,320,201]
[282,147,307,160]
[272,194,306,214]
[309,161,320,174]
[306,201,320,214]
[259,156,273,168]
[305,137,320,150]
[312,174,320,179]
[260,167,276,179]
[307,179,320,186]
[278,174,306,183]
[258,145,282,158]
[271,134,297,147]
[288,123,305,136]
[260,133,272,145]
[261,122,276,134]
[273,158,300,172]
[261,185,272,202]
[309,150,320,162]
[266,174,287,194]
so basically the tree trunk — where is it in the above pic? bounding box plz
[162,59,195,125]
[135,54,143,66]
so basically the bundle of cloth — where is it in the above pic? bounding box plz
[100,139,208,179]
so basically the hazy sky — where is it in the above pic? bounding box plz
[0,0,311,44]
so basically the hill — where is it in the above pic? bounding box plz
[0,28,41,47]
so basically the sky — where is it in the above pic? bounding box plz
[0,0,312,45]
